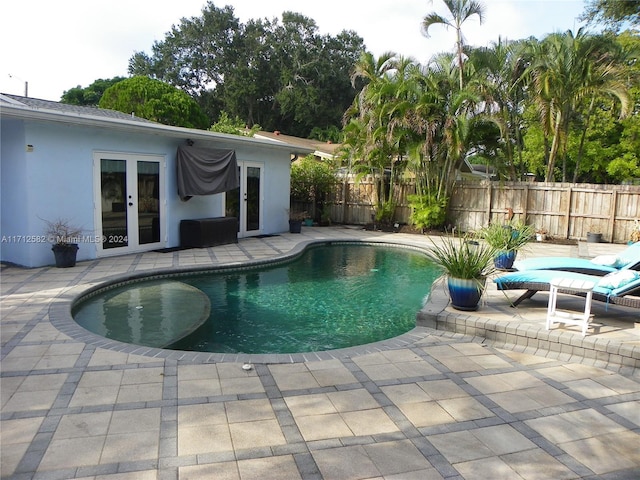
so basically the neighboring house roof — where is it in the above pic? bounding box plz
[460,159,497,180]
[253,131,340,160]
[0,94,315,155]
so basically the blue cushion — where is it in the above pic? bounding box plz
[617,241,640,268]
[513,257,617,275]
[494,270,595,287]
[495,268,640,299]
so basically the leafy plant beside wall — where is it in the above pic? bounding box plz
[408,194,447,232]
[290,155,337,222]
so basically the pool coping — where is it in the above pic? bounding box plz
[417,284,640,371]
[50,238,440,364]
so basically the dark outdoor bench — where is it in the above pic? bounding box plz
[180,217,238,248]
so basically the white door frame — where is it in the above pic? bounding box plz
[226,161,264,237]
[93,151,166,257]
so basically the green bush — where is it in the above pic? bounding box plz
[290,156,337,218]
[375,201,396,224]
[408,194,447,231]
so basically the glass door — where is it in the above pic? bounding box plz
[225,162,263,237]
[95,152,164,256]
[245,165,262,233]
[99,159,128,249]
[137,161,161,245]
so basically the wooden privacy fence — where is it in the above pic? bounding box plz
[325,179,640,244]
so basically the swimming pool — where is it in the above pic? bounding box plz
[72,243,441,354]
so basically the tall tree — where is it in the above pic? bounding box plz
[421,0,486,89]
[61,77,127,105]
[466,39,530,180]
[581,0,640,32]
[342,52,483,224]
[525,29,631,181]
[128,2,240,96]
[99,76,210,129]
[128,3,364,137]
[343,52,400,216]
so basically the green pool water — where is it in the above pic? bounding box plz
[74,243,440,354]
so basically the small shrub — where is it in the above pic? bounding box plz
[408,194,447,231]
[375,202,396,224]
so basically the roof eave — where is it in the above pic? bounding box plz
[0,103,315,155]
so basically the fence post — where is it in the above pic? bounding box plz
[609,189,618,242]
[523,184,529,223]
[341,180,349,224]
[563,186,573,240]
[486,183,492,224]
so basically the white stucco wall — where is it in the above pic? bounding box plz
[1,117,293,267]
[1,119,31,266]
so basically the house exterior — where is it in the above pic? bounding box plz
[0,94,312,268]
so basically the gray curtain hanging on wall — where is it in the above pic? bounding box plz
[177,145,239,201]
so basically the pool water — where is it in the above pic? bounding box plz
[74,244,440,354]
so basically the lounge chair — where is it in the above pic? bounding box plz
[513,241,640,276]
[493,268,640,309]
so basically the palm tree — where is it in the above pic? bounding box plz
[409,53,482,202]
[421,0,486,90]
[343,52,400,218]
[525,29,631,181]
[466,38,530,180]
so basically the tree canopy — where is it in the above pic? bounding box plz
[128,2,365,137]
[61,77,127,106]
[581,0,640,32]
[340,26,638,227]
[98,76,210,129]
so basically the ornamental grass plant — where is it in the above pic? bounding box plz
[480,220,535,252]
[425,234,498,280]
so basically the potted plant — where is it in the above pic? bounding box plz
[42,217,83,267]
[480,220,534,270]
[425,234,497,311]
[586,224,602,243]
[535,228,547,242]
[288,210,307,234]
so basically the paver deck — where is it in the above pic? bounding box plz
[2,226,639,479]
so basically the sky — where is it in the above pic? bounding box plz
[1,0,588,102]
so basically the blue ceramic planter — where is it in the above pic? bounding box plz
[447,277,486,311]
[494,250,517,270]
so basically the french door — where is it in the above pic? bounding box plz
[94,152,165,256]
[225,162,264,237]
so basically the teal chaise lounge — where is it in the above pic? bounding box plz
[513,241,640,276]
[493,269,640,309]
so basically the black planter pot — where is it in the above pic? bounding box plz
[447,276,486,311]
[52,244,79,268]
[289,220,302,234]
[586,232,602,243]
